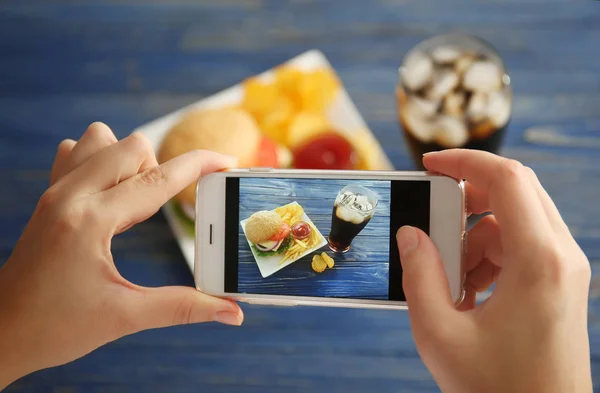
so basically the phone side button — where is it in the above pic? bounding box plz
[461,231,468,254]
[249,167,273,172]
[246,299,298,307]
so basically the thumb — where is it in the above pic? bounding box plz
[396,226,458,331]
[123,286,244,333]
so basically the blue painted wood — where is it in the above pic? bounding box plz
[1,1,600,392]
[237,178,390,299]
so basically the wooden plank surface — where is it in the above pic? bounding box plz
[1,1,600,392]
[238,178,390,299]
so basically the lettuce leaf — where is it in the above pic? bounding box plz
[251,236,292,257]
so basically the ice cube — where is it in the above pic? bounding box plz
[467,92,488,122]
[443,92,465,116]
[356,195,369,207]
[486,91,511,127]
[401,102,437,143]
[463,61,502,93]
[408,95,439,118]
[339,192,355,206]
[435,116,469,148]
[431,46,462,64]
[401,51,434,91]
[426,70,459,100]
[455,54,476,76]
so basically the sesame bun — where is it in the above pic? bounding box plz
[157,107,262,206]
[245,211,283,244]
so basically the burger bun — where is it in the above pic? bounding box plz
[245,211,284,244]
[157,107,262,207]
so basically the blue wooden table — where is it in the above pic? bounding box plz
[238,178,390,299]
[1,1,600,392]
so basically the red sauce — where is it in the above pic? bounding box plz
[293,133,357,170]
[291,221,311,240]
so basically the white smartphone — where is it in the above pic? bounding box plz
[194,168,466,310]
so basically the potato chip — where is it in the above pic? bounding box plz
[275,65,304,98]
[242,77,278,119]
[259,95,295,145]
[287,111,330,148]
[276,203,305,226]
[321,252,335,268]
[297,68,340,113]
[311,255,327,273]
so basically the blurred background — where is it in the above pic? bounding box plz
[1,1,600,392]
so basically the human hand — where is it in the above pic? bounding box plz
[0,123,244,390]
[396,149,592,393]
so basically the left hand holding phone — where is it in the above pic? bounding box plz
[0,122,244,390]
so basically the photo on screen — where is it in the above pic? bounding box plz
[224,177,430,301]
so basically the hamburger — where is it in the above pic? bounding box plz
[245,211,291,255]
[157,107,292,221]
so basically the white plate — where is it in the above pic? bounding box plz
[132,49,394,274]
[240,202,328,278]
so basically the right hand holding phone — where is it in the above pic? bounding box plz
[396,149,592,393]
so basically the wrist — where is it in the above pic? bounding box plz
[0,328,25,391]
[0,265,32,390]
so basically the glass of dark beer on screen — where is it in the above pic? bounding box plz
[328,185,378,253]
[396,33,512,170]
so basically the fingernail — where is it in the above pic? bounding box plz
[214,311,242,326]
[396,226,419,259]
[423,151,439,157]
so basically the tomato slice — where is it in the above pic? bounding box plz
[269,223,291,241]
[293,133,357,170]
[256,137,280,168]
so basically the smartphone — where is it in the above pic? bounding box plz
[194,168,466,310]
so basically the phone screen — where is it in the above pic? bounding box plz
[224,177,430,302]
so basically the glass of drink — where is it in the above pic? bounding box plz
[328,185,378,253]
[396,33,512,169]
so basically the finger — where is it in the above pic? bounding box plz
[396,226,459,334]
[123,286,244,333]
[465,215,503,272]
[524,167,570,234]
[466,260,500,292]
[465,181,490,215]
[59,132,158,196]
[101,150,237,233]
[67,122,118,172]
[423,149,552,256]
[49,139,76,186]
